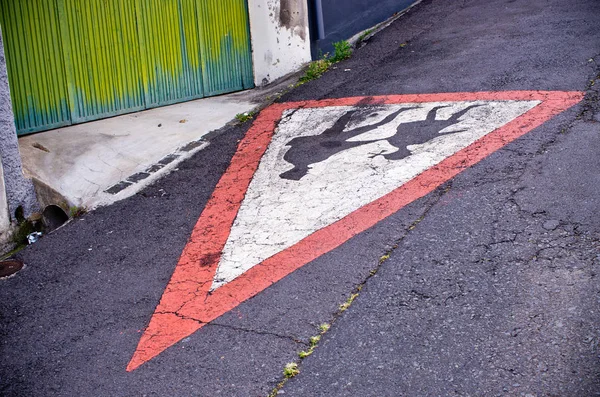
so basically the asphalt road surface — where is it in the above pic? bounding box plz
[2,0,600,396]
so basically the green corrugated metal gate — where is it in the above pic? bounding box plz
[0,0,254,135]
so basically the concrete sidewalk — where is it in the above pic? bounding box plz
[18,84,287,210]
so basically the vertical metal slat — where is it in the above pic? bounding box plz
[0,0,71,135]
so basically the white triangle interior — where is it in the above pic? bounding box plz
[211,100,540,290]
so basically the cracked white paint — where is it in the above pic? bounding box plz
[212,100,540,289]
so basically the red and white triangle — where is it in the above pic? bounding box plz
[127,91,583,371]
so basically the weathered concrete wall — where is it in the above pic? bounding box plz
[0,29,39,220]
[247,0,312,85]
[0,161,11,234]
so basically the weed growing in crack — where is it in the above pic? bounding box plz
[268,380,286,397]
[267,187,453,396]
[339,292,360,312]
[357,29,374,44]
[235,111,256,123]
[297,322,332,360]
[69,206,87,218]
[330,40,352,63]
[283,362,299,378]
[298,57,331,85]
[276,290,366,396]
[296,40,353,86]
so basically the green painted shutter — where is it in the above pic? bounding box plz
[135,0,254,106]
[0,0,70,134]
[135,0,205,107]
[0,0,254,135]
[197,0,254,96]
[58,0,146,122]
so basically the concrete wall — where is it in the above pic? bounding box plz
[0,29,38,223]
[247,0,312,86]
[0,161,11,234]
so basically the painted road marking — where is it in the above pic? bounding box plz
[213,100,539,289]
[127,91,583,371]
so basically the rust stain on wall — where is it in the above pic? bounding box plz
[278,0,307,40]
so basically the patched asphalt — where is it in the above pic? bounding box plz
[2,0,600,395]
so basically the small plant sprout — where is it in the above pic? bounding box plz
[331,40,352,63]
[358,29,374,44]
[69,206,87,218]
[298,57,331,85]
[235,111,255,123]
[283,362,299,378]
[298,323,330,360]
[296,40,354,86]
[309,335,321,346]
[339,292,359,312]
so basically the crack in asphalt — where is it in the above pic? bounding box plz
[154,310,206,325]
[471,165,600,281]
[208,323,309,346]
[268,181,454,396]
[272,62,599,395]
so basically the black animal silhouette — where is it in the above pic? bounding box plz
[382,104,481,161]
[279,104,481,180]
[279,107,415,180]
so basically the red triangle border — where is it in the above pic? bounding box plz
[127,91,584,371]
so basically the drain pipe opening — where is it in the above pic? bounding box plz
[42,205,69,232]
